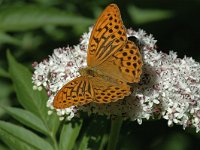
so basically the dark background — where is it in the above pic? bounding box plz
[0,0,200,149]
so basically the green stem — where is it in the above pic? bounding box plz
[107,117,123,150]
[40,118,59,150]
[50,132,59,150]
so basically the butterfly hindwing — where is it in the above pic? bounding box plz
[89,76,131,103]
[95,40,143,83]
[111,40,143,83]
[87,4,127,67]
[53,77,94,109]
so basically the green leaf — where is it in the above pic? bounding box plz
[59,120,83,150]
[107,118,123,150]
[0,32,21,45]
[0,67,10,78]
[0,121,54,150]
[0,145,10,150]
[78,118,108,150]
[162,133,189,150]
[0,81,12,117]
[78,133,90,150]
[7,51,48,117]
[99,134,108,150]
[0,5,93,32]
[7,51,60,136]
[0,132,36,150]
[128,5,174,25]
[2,106,49,135]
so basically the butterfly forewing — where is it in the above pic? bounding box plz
[53,77,94,109]
[87,3,143,83]
[87,4,127,67]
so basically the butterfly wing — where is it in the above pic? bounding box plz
[53,75,131,108]
[97,40,143,83]
[53,77,94,109]
[87,4,127,67]
[90,76,131,103]
[53,4,142,109]
[87,4,143,83]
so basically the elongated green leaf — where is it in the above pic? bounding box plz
[128,5,174,24]
[7,51,48,117]
[2,106,49,135]
[0,145,10,150]
[0,81,12,116]
[78,118,108,150]
[0,130,36,150]
[0,32,21,45]
[0,121,54,150]
[0,67,10,78]
[78,133,90,150]
[59,120,83,150]
[48,113,60,137]
[7,51,60,136]
[99,134,108,150]
[0,5,93,32]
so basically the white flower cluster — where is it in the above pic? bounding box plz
[32,28,200,132]
[32,46,87,120]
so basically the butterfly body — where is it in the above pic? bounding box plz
[79,67,121,86]
[53,4,143,109]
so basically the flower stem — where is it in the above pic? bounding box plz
[50,133,59,150]
[107,117,123,150]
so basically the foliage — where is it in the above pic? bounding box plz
[0,0,200,150]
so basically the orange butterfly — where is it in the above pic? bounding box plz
[53,4,143,109]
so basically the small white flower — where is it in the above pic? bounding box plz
[32,27,200,132]
[137,118,143,125]
[48,110,53,115]
[59,117,65,121]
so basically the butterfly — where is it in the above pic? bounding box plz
[53,4,143,109]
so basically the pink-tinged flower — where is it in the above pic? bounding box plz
[32,28,200,132]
